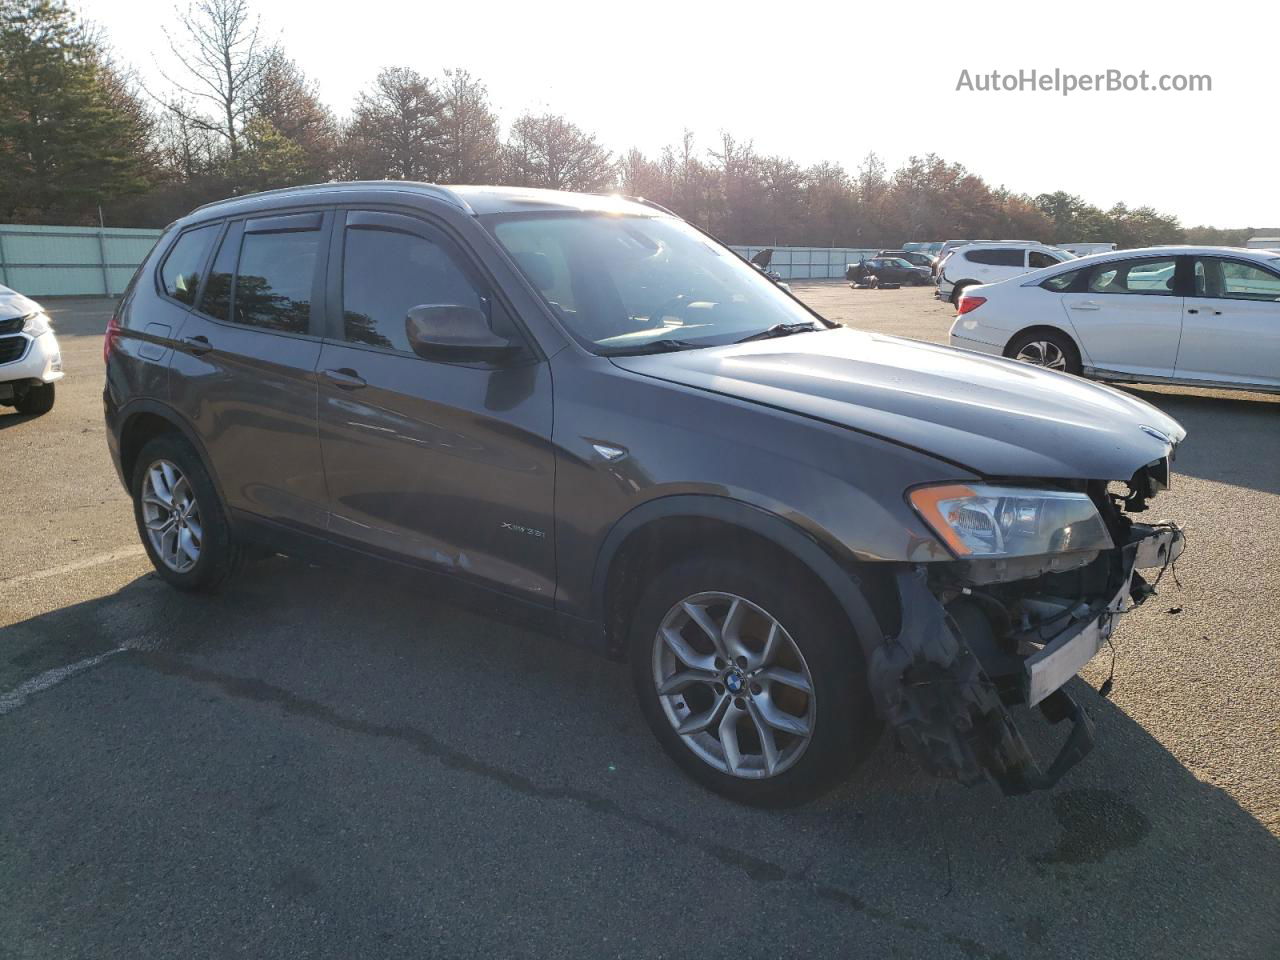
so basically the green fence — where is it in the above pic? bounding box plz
[0,224,164,297]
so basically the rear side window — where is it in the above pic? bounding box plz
[1088,258,1177,296]
[966,248,1024,267]
[198,217,321,333]
[341,226,488,352]
[158,224,218,306]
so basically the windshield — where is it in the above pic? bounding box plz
[486,213,827,352]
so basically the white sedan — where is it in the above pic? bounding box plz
[0,283,62,415]
[948,246,1280,393]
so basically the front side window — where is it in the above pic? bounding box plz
[341,226,487,351]
[486,213,826,352]
[159,224,218,306]
[1088,258,1177,295]
[1195,258,1280,301]
[1029,251,1060,269]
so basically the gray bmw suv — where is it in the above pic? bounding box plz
[105,183,1187,805]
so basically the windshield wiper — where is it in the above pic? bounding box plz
[598,338,705,357]
[734,321,822,343]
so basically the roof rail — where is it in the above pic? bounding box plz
[188,180,472,216]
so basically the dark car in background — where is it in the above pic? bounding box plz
[876,249,936,269]
[104,182,1186,805]
[847,256,932,286]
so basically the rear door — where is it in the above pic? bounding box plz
[1175,256,1280,388]
[1056,256,1183,377]
[314,209,556,604]
[170,210,331,531]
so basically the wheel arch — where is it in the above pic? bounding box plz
[591,495,898,661]
[117,400,227,506]
[1003,323,1085,365]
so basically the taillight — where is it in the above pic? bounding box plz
[956,295,986,316]
[103,310,121,364]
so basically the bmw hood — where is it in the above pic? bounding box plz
[0,284,43,321]
[610,327,1186,480]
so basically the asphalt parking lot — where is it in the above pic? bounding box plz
[2,286,1278,959]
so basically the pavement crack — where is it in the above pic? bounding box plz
[131,650,1011,960]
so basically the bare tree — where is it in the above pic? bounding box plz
[504,113,614,192]
[436,68,501,184]
[158,0,268,159]
[341,67,442,181]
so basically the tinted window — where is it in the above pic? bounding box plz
[159,224,218,305]
[1028,251,1060,269]
[1195,258,1280,301]
[966,248,1024,266]
[341,226,488,351]
[199,222,239,322]
[1042,268,1083,292]
[1088,258,1177,295]
[235,231,319,333]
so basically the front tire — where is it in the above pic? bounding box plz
[131,433,242,592]
[14,382,54,415]
[628,551,880,807]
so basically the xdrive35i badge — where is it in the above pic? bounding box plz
[501,522,546,539]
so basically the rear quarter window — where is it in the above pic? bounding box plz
[158,224,219,306]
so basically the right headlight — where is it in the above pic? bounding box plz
[909,483,1113,559]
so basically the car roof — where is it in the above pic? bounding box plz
[1048,245,1280,266]
[183,181,662,224]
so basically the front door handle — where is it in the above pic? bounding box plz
[180,335,212,355]
[322,368,367,390]
[1070,301,1101,311]
[1186,308,1199,315]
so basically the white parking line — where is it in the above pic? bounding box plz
[0,546,146,587]
[0,649,124,716]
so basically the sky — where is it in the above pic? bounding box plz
[81,0,1278,228]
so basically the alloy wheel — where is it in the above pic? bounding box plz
[1014,340,1068,371]
[651,592,816,779]
[141,459,202,573]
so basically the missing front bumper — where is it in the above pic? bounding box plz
[869,524,1184,795]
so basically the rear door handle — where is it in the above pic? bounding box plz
[322,368,367,390]
[1070,301,1101,311]
[180,335,212,355]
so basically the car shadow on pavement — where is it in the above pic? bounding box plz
[3,556,1279,959]
[1119,385,1280,496]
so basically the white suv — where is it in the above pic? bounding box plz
[937,243,1074,305]
[0,284,62,415]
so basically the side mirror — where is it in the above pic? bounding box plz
[404,304,519,363]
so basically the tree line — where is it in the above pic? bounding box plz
[1,0,1268,248]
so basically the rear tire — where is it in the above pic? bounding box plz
[1004,328,1083,376]
[14,382,54,415]
[131,433,242,592]
[628,551,881,807]
[950,282,973,306]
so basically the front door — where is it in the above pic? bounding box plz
[315,210,556,604]
[1176,256,1280,388]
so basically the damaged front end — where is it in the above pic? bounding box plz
[872,461,1185,794]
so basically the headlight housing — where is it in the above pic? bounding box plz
[909,483,1113,558]
[21,312,52,337]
